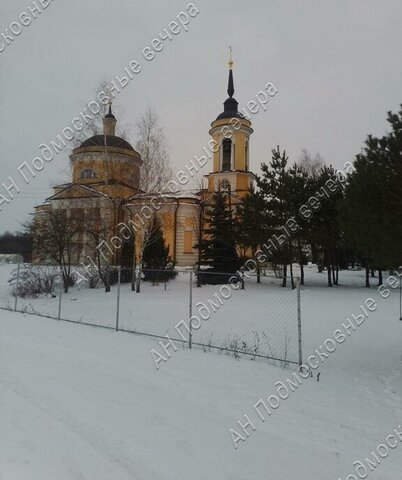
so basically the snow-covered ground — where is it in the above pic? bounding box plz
[1,265,402,479]
[0,265,301,364]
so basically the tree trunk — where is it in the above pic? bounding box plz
[327,265,332,287]
[289,261,295,290]
[365,266,370,288]
[282,263,287,287]
[326,250,332,287]
[131,242,137,291]
[256,262,261,284]
[131,267,137,291]
[63,275,69,294]
[252,246,261,284]
[105,264,111,293]
[61,266,69,293]
[135,266,142,293]
[378,269,383,286]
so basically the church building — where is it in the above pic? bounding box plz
[33,57,256,267]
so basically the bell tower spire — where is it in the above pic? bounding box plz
[206,51,255,198]
[227,46,234,98]
[103,96,116,136]
[218,46,240,119]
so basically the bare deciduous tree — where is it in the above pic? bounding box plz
[298,149,325,179]
[191,175,208,285]
[125,205,162,292]
[72,80,131,148]
[31,210,81,293]
[83,216,114,292]
[136,106,172,193]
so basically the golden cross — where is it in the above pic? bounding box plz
[229,46,233,68]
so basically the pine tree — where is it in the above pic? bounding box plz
[235,187,268,283]
[198,191,241,284]
[257,146,295,287]
[341,106,402,284]
[142,217,175,283]
[286,162,311,285]
[309,166,345,287]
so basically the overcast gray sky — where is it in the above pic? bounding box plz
[0,0,401,233]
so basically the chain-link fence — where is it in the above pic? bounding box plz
[190,270,301,365]
[0,263,302,366]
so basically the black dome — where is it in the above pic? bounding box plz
[216,109,245,120]
[80,135,134,151]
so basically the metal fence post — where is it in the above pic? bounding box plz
[116,266,121,331]
[14,262,21,311]
[58,272,63,320]
[296,277,303,366]
[399,275,402,321]
[189,271,193,349]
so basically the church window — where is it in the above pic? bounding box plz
[220,179,231,191]
[222,138,232,171]
[80,168,97,179]
[183,230,194,254]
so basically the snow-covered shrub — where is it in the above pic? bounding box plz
[87,271,101,289]
[8,264,60,298]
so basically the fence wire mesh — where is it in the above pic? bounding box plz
[190,271,300,364]
[0,263,302,366]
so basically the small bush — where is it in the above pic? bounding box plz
[9,264,60,298]
[88,271,100,289]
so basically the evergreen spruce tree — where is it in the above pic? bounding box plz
[257,146,295,287]
[309,166,345,287]
[142,217,175,283]
[119,239,134,283]
[235,187,268,283]
[286,162,311,285]
[198,190,241,284]
[341,106,402,284]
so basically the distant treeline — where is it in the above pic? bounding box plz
[0,232,32,262]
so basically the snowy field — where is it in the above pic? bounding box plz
[1,265,402,479]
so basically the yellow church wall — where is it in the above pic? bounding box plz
[125,199,199,267]
[160,211,175,259]
[236,173,250,194]
[71,152,141,191]
[234,132,246,170]
[212,132,220,172]
[97,184,136,199]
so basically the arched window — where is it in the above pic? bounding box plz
[222,138,232,171]
[80,168,97,179]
